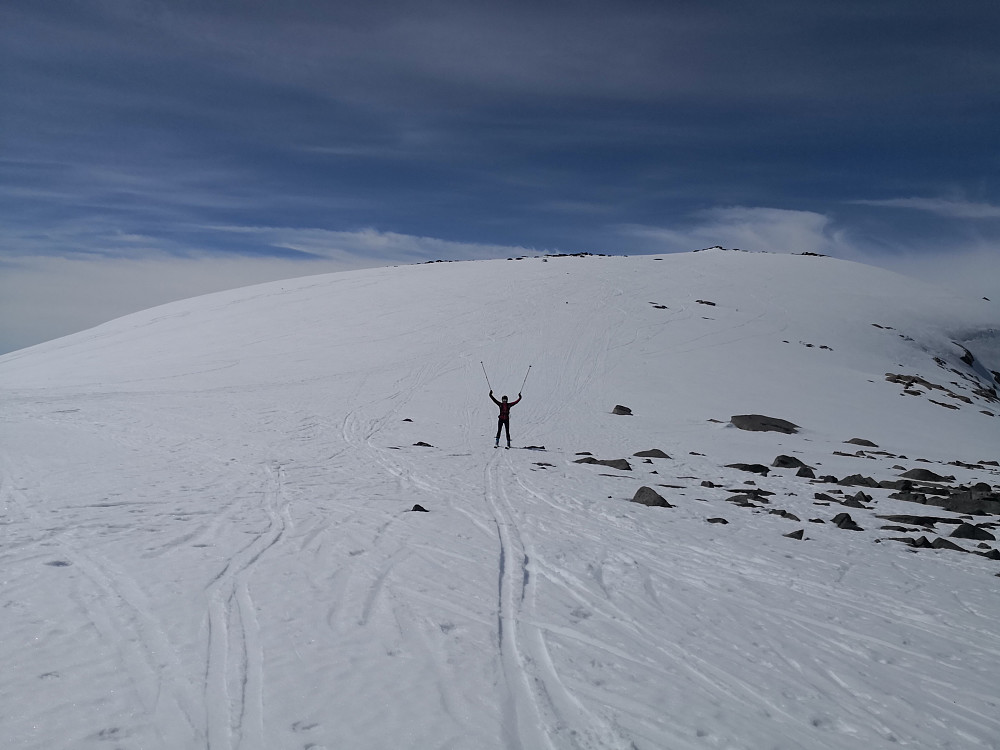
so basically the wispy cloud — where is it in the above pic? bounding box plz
[853,197,1000,220]
[618,207,856,256]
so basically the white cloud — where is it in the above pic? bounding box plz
[615,205,1000,303]
[619,206,855,256]
[854,197,1000,219]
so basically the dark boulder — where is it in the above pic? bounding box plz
[796,466,816,479]
[574,457,633,471]
[832,513,863,531]
[706,517,729,524]
[726,463,770,476]
[876,514,946,527]
[634,449,671,459]
[899,468,955,482]
[612,405,633,416]
[845,437,879,447]
[631,486,673,508]
[410,504,430,512]
[838,474,880,488]
[730,414,799,434]
[783,529,805,540]
[950,523,996,541]
[772,455,812,469]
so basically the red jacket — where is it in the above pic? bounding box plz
[491,393,520,420]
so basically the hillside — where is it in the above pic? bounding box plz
[1,249,998,750]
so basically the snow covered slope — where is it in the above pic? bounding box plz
[1,249,998,750]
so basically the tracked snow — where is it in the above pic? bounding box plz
[1,249,998,750]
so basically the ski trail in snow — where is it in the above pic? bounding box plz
[204,462,289,750]
[484,449,630,750]
[0,454,205,748]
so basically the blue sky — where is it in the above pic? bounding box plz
[2,0,999,353]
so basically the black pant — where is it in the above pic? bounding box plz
[496,418,511,443]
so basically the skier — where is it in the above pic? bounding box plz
[490,390,521,448]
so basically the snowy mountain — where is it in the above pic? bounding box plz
[1,249,998,750]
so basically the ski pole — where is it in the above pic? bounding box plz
[519,365,531,393]
[481,361,493,391]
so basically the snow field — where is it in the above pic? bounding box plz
[1,250,999,749]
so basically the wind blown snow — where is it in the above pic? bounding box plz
[1,250,998,750]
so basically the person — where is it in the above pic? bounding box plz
[490,390,521,448]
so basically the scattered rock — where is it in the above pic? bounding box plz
[410,504,429,512]
[575,457,633,471]
[612,405,633,415]
[634,449,671,458]
[631,486,673,508]
[772,455,812,470]
[706,517,729,524]
[726,463,770,476]
[730,414,799,434]
[845,437,879,447]
[413,442,434,448]
[832,513,863,531]
[900,468,955,482]
[783,529,805,540]
[838,474,880,488]
[770,509,801,521]
[696,299,717,306]
[796,466,816,479]
[876,514,947,527]
[950,523,996,541]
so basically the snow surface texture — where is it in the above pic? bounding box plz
[1,249,999,750]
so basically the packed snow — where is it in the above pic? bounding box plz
[1,249,998,750]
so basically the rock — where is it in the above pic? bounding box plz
[845,437,879,447]
[838,474,880,488]
[612,405,633,415]
[576,456,633,470]
[634,449,671,458]
[840,491,872,509]
[769,509,801,521]
[726,463,770,476]
[832,513,863,531]
[934,492,1000,516]
[899,468,955,482]
[931,537,967,552]
[730,414,799,434]
[772,455,811,469]
[950,523,996,541]
[725,494,760,507]
[784,529,805,540]
[888,491,928,505]
[706,517,729,524]
[410,504,429,512]
[631,486,673,508]
[413,441,434,447]
[876,514,947,527]
[879,479,913,491]
[796,466,816,479]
